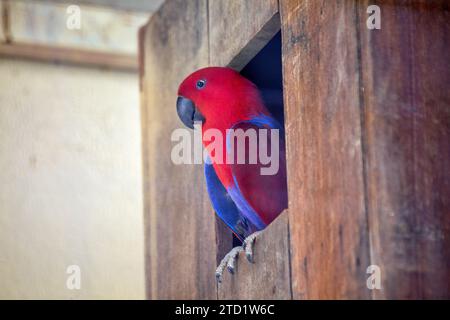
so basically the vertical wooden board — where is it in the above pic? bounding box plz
[208,0,280,69]
[214,216,234,266]
[218,212,292,299]
[358,0,450,299]
[209,0,292,300]
[0,1,4,42]
[141,0,217,299]
[280,0,371,299]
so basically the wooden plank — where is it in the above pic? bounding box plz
[0,42,137,71]
[35,0,164,13]
[140,0,217,299]
[280,0,371,299]
[0,0,149,70]
[0,0,7,42]
[208,0,280,69]
[358,0,450,299]
[8,0,148,55]
[139,24,151,298]
[218,212,292,299]
[214,216,234,267]
[208,0,292,300]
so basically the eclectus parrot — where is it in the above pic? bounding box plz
[177,67,287,281]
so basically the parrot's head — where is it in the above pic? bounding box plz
[177,67,265,129]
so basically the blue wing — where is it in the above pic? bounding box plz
[204,156,257,241]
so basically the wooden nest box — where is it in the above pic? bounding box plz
[140,0,449,299]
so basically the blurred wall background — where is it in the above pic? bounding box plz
[0,59,144,299]
[0,0,164,299]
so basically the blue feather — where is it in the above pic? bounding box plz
[205,114,283,239]
[228,177,266,230]
[204,156,256,240]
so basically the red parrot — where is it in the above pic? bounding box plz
[177,67,287,281]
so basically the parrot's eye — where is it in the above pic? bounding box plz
[196,79,206,90]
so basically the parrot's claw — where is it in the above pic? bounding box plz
[244,231,263,263]
[215,231,264,283]
[215,246,243,283]
[226,246,244,274]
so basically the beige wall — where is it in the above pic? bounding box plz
[0,59,145,299]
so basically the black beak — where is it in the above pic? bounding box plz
[176,96,205,129]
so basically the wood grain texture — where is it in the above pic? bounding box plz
[214,216,234,266]
[0,42,137,71]
[208,0,280,69]
[140,0,217,299]
[218,211,292,299]
[358,0,450,299]
[280,0,371,299]
[208,0,293,300]
[142,0,449,300]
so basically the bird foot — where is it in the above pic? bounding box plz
[243,230,262,263]
[215,246,243,283]
[215,230,263,283]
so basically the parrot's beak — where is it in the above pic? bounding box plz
[176,96,205,129]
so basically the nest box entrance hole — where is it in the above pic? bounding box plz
[215,31,286,260]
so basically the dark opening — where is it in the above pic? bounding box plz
[240,31,284,126]
[232,31,285,248]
